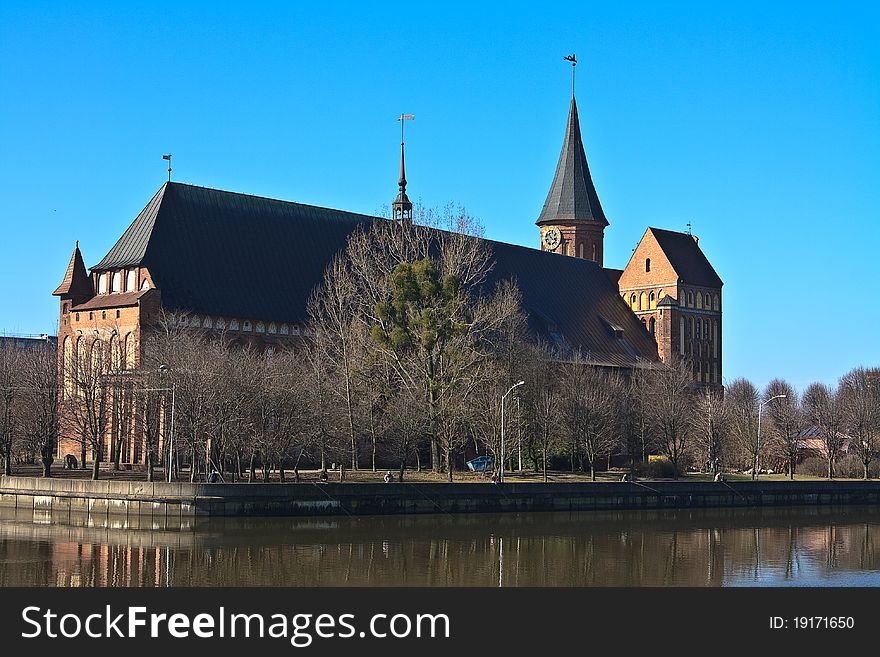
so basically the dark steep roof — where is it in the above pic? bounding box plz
[94,182,658,367]
[649,228,723,288]
[53,243,93,299]
[536,97,608,227]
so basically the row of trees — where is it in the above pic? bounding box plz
[2,211,878,481]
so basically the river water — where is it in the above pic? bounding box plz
[1,506,878,587]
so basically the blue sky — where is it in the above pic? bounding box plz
[1,1,877,392]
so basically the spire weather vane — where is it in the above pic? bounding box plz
[563,54,577,96]
[162,154,172,182]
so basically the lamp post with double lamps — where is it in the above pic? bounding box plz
[755,394,786,480]
[499,380,525,483]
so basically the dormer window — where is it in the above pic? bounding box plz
[111,271,122,293]
[98,273,108,294]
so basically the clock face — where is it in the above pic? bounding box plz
[542,227,561,251]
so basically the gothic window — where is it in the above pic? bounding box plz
[713,321,719,358]
[688,291,694,307]
[649,291,656,309]
[645,258,651,273]
[630,294,637,310]
[110,334,120,371]
[578,243,584,259]
[703,319,709,339]
[649,317,656,336]
[111,272,121,293]
[696,293,703,309]
[695,320,701,339]
[639,292,647,310]
[688,316,693,338]
[659,290,666,300]
[713,294,720,311]
[705,293,711,308]
[679,317,685,354]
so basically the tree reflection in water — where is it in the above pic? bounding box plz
[1,506,879,587]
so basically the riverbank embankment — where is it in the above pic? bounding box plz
[2,475,880,520]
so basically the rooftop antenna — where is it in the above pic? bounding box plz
[563,54,577,97]
[686,221,692,236]
[162,154,172,182]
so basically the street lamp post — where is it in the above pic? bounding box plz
[500,380,525,483]
[755,394,786,480]
[159,365,176,483]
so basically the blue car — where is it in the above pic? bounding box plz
[466,455,494,472]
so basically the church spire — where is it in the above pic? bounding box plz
[52,241,93,303]
[392,113,414,223]
[536,57,609,265]
[536,96,608,228]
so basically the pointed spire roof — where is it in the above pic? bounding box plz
[53,241,93,299]
[536,97,608,227]
[393,140,411,208]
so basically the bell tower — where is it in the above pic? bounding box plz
[536,55,608,265]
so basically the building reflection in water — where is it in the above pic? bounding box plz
[1,506,878,587]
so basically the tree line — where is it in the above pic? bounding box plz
[2,211,878,481]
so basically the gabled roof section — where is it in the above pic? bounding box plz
[91,182,659,367]
[53,242,93,298]
[95,183,168,270]
[649,228,723,288]
[536,97,608,227]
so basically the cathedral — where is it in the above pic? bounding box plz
[52,87,722,463]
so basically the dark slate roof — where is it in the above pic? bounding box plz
[536,97,608,227]
[92,182,658,367]
[53,243,93,298]
[657,294,678,307]
[649,228,723,288]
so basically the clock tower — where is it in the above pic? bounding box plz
[536,95,609,266]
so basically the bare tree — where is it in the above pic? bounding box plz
[63,338,112,480]
[19,347,60,477]
[839,368,878,479]
[691,385,728,474]
[725,378,760,474]
[804,382,845,479]
[764,379,801,479]
[560,356,622,481]
[0,344,21,476]
[646,359,695,478]
[522,343,561,482]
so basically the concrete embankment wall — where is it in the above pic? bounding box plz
[2,475,880,520]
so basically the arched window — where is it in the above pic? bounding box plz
[695,319,701,340]
[705,293,711,308]
[713,294,720,311]
[111,271,121,293]
[649,317,656,336]
[688,317,694,338]
[125,333,135,368]
[645,258,651,273]
[639,292,647,311]
[578,243,584,259]
[110,334,120,371]
[679,317,685,354]
[703,319,709,340]
[659,290,666,300]
[713,321,719,358]
[630,294,637,310]
[62,336,72,397]
[98,273,108,294]
[688,291,694,307]
[592,243,597,261]
[696,293,703,309]
[126,269,136,291]
[649,291,656,309]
